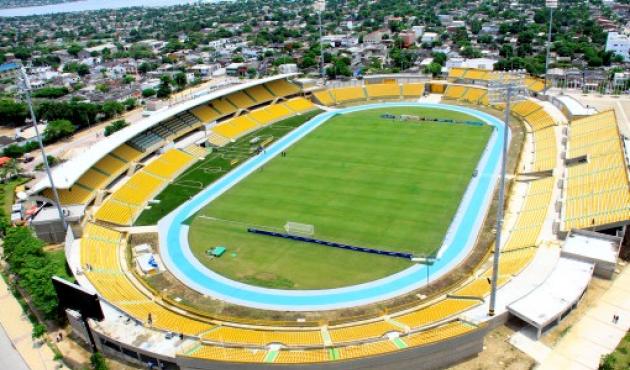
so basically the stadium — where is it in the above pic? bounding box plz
[25,71,629,369]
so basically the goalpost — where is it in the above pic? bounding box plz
[284,221,315,236]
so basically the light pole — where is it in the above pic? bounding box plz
[544,0,558,94]
[487,72,527,316]
[317,1,326,80]
[19,67,68,230]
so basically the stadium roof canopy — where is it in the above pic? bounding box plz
[30,73,299,193]
[507,257,594,338]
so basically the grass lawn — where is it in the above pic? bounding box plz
[45,249,75,282]
[187,107,492,289]
[601,331,630,370]
[135,110,322,225]
[0,177,27,217]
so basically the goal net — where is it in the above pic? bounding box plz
[284,221,315,236]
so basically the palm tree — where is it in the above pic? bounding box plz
[0,158,22,183]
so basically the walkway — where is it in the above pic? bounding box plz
[0,277,64,370]
[0,324,29,370]
[537,265,630,370]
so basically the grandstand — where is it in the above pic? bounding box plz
[447,68,548,94]
[331,86,367,103]
[443,85,467,99]
[94,149,196,225]
[365,83,402,99]
[563,110,630,230]
[30,73,630,370]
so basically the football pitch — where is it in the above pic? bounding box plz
[187,107,492,289]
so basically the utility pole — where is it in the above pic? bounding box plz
[318,2,325,80]
[19,67,68,231]
[544,0,558,94]
[487,72,527,316]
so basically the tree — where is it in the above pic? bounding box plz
[142,88,156,98]
[43,119,76,143]
[0,158,21,182]
[123,98,137,111]
[174,72,187,90]
[300,55,317,69]
[101,101,124,119]
[432,52,447,66]
[76,64,90,76]
[90,353,108,370]
[599,353,615,370]
[424,62,442,76]
[157,75,172,98]
[138,62,156,74]
[3,227,62,319]
[13,47,31,60]
[32,87,69,99]
[0,99,28,127]
[67,43,83,57]
[470,19,482,34]
[104,119,128,136]
[500,44,514,58]
[32,323,46,339]
[1,142,38,158]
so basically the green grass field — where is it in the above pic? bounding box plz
[135,110,322,225]
[187,107,492,289]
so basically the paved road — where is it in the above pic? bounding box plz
[0,324,29,370]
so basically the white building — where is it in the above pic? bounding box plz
[445,57,497,70]
[278,64,298,74]
[412,26,425,38]
[605,32,630,62]
[421,32,439,44]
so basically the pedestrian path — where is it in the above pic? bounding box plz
[0,277,64,370]
[536,265,630,370]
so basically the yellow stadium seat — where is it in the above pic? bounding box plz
[190,105,221,123]
[226,91,256,110]
[329,320,398,343]
[246,85,275,103]
[188,345,267,363]
[564,111,630,230]
[143,149,195,180]
[331,86,366,103]
[448,67,466,79]
[283,97,315,113]
[42,186,93,205]
[265,80,300,97]
[112,144,143,163]
[395,299,479,329]
[210,99,238,116]
[444,85,467,99]
[313,90,335,106]
[365,83,401,99]
[401,83,425,97]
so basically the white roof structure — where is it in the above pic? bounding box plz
[563,231,619,265]
[507,257,593,337]
[553,95,598,117]
[30,73,298,193]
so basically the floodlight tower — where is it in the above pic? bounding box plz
[486,71,528,316]
[544,0,558,94]
[317,1,326,80]
[18,67,68,230]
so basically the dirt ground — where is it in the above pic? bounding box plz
[452,321,535,370]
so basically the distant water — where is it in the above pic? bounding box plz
[0,0,216,17]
